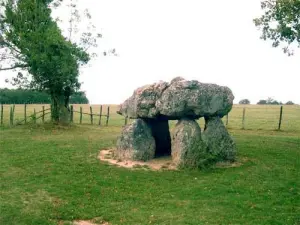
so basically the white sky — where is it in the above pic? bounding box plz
[1,0,299,104]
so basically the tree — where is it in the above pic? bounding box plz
[239,99,251,104]
[69,91,89,104]
[253,0,300,56]
[0,0,104,124]
[257,97,282,105]
[266,97,280,105]
[0,88,89,104]
[285,101,295,105]
[257,99,267,105]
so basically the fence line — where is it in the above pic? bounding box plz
[99,105,103,126]
[71,105,110,126]
[0,104,3,125]
[278,105,283,130]
[242,108,246,130]
[0,104,298,131]
[224,106,286,131]
[121,106,291,131]
[0,104,110,126]
[79,107,83,124]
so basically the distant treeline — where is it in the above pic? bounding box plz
[239,98,295,105]
[0,88,89,104]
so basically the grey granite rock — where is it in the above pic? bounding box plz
[117,77,234,120]
[202,116,236,162]
[171,118,209,168]
[115,119,155,161]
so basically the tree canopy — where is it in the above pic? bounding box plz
[239,99,251,104]
[285,101,295,105]
[257,97,283,105]
[253,0,300,55]
[0,0,98,123]
[0,88,89,104]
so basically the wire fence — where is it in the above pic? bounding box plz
[123,105,300,132]
[0,104,299,131]
[0,104,110,126]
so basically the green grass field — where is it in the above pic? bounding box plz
[0,105,300,225]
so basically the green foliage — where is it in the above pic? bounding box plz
[257,99,267,105]
[0,0,98,123]
[1,0,89,92]
[286,100,295,105]
[254,0,300,55]
[0,88,89,104]
[257,97,282,105]
[69,91,89,104]
[239,99,251,104]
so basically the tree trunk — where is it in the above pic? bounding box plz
[50,93,70,125]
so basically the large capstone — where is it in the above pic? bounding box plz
[118,81,169,119]
[117,77,234,119]
[202,117,236,162]
[171,118,209,168]
[115,119,155,161]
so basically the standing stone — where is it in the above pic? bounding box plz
[202,116,236,162]
[171,118,209,168]
[115,119,155,161]
[145,119,171,157]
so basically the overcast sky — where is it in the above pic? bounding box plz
[1,0,299,104]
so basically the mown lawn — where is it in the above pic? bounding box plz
[0,125,300,225]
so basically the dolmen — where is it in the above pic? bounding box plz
[116,77,236,169]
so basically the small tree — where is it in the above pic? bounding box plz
[253,0,300,56]
[0,0,113,124]
[258,98,282,105]
[266,97,280,105]
[285,101,295,105]
[257,100,267,105]
[239,99,250,104]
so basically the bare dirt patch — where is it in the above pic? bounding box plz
[214,157,250,168]
[98,149,177,171]
[73,220,109,225]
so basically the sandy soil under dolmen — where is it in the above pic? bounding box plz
[98,149,177,171]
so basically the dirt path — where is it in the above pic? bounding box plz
[98,149,176,171]
[73,220,109,225]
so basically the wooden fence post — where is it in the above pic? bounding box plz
[70,105,73,123]
[42,106,45,123]
[106,106,110,126]
[242,108,246,129]
[10,105,13,126]
[80,107,83,124]
[98,105,102,126]
[12,104,15,125]
[33,108,36,124]
[90,106,93,125]
[0,104,3,126]
[24,104,27,124]
[278,106,283,130]
[50,104,52,121]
